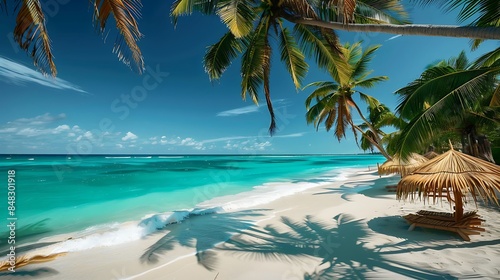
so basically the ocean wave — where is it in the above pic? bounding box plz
[104,156,132,159]
[48,207,223,254]
[41,169,351,254]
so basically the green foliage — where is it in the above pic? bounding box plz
[394,50,500,159]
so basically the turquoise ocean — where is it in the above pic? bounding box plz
[0,154,384,253]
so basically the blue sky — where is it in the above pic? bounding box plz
[0,1,498,155]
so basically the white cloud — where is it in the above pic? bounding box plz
[11,113,66,126]
[53,125,70,133]
[116,144,124,148]
[274,132,306,138]
[0,128,17,133]
[386,35,402,41]
[122,132,138,141]
[223,139,272,151]
[17,128,39,137]
[216,105,260,117]
[83,131,93,139]
[0,57,87,93]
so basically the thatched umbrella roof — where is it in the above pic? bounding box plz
[423,151,440,160]
[378,153,429,177]
[397,146,500,221]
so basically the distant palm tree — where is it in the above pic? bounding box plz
[395,49,500,160]
[304,42,392,159]
[358,104,403,154]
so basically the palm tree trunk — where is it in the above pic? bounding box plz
[286,17,500,40]
[352,125,392,160]
[350,102,392,159]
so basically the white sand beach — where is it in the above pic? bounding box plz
[2,168,500,279]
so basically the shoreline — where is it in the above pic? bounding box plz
[3,168,500,279]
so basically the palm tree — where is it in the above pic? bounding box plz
[2,0,144,76]
[171,0,409,134]
[395,49,500,160]
[288,0,500,40]
[358,103,403,154]
[305,42,392,159]
[4,0,500,78]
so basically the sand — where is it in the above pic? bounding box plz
[2,168,500,279]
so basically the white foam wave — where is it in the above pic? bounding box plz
[105,156,132,159]
[48,207,223,254]
[158,156,184,159]
[45,168,354,254]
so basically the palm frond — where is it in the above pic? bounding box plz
[360,129,376,152]
[14,0,56,76]
[204,31,243,80]
[171,0,197,24]
[411,0,500,27]
[352,44,381,80]
[395,67,500,158]
[293,24,350,83]
[357,91,380,108]
[490,84,500,107]
[394,110,436,159]
[294,24,335,74]
[448,50,469,70]
[278,22,308,89]
[304,82,338,109]
[354,76,388,88]
[331,0,357,23]
[396,67,489,118]
[216,0,255,38]
[306,95,338,130]
[262,39,276,135]
[355,0,410,24]
[471,47,500,68]
[93,0,144,73]
[334,95,353,140]
[240,18,269,104]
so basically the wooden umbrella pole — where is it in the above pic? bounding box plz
[454,188,463,222]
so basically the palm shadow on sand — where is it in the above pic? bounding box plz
[219,213,462,279]
[140,209,268,271]
[0,267,59,278]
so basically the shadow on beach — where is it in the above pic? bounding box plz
[218,213,461,279]
[0,267,59,279]
[313,175,399,201]
[140,209,268,271]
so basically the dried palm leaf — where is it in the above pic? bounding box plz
[14,0,56,76]
[92,0,144,73]
[0,253,66,271]
[378,153,428,177]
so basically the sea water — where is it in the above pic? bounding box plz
[0,154,384,252]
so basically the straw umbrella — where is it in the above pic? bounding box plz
[378,153,429,177]
[397,145,500,222]
[423,151,439,160]
[422,145,439,160]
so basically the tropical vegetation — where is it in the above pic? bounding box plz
[304,42,392,159]
[393,49,500,162]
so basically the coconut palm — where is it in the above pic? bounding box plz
[358,103,404,154]
[172,0,409,134]
[395,49,500,160]
[4,0,500,79]
[290,0,500,40]
[2,0,144,76]
[305,42,392,159]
